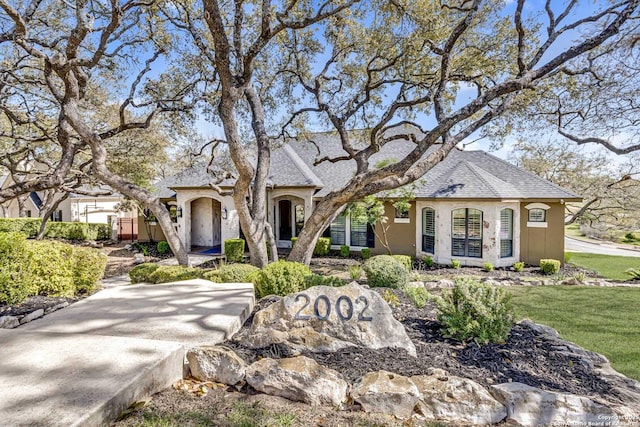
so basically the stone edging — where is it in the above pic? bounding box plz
[0,302,69,329]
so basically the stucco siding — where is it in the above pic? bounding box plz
[371,202,417,255]
[519,202,565,266]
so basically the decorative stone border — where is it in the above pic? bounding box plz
[0,301,69,329]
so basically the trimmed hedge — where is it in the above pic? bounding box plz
[340,245,350,258]
[225,239,245,263]
[0,232,35,304]
[0,232,107,304]
[313,237,331,256]
[361,248,371,260]
[540,259,561,275]
[129,263,160,284]
[363,255,408,289]
[157,241,170,255]
[304,274,344,289]
[218,264,259,283]
[253,260,312,298]
[148,266,205,284]
[0,218,110,240]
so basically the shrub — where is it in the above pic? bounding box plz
[129,263,160,283]
[29,240,75,297]
[381,289,400,307]
[340,245,350,258]
[482,262,494,272]
[451,259,461,269]
[0,218,41,238]
[313,237,331,256]
[304,274,344,289]
[253,261,312,298]
[225,239,246,263]
[202,270,221,282]
[72,247,107,294]
[290,237,298,247]
[432,278,514,344]
[218,264,260,283]
[403,285,430,309]
[157,241,170,255]
[149,266,205,284]
[422,256,434,268]
[540,259,561,275]
[0,232,34,304]
[513,262,525,273]
[348,264,362,280]
[361,248,371,260]
[391,255,412,272]
[363,255,408,289]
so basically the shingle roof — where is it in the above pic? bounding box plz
[156,131,581,201]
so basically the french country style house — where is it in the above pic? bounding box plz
[144,133,580,267]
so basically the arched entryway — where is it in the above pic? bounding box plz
[190,197,222,251]
[275,196,305,247]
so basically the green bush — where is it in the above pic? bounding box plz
[129,263,160,283]
[0,232,34,304]
[44,222,110,240]
[348,264,362,280]
[363,255,408,289]
[72,247,107,294]
[148,266,205,284]
[157,241,170,255]
[253,261,312,298]
[304,274,344,289]
[432,278,514,344]
[290,237,298,247]
[361,248,371,260]
[202,270,220,282]
[0,218,41,238]
[451,259,461,269]
[391,255,412,272]
[340,245,350,258]
[313,237,331,256]
[29,240,75,297]
[422,256,433,268]
[218,264,260,283]
[513,262,525,272]
[403,285,430,309]
[482,262,494,272]
[540,259,561,275]
[225,239,245,263]
[381,289,400,307]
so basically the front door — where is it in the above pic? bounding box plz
[278,200,292,242]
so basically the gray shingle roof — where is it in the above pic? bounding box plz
[156,131,581,201]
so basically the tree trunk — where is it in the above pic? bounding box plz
[36,192,69,240]
[17,194,29,217]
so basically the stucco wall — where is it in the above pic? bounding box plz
[269,188,315,248]
[519,202,565,266]
[371,202,417,255]
[414,200,521,267]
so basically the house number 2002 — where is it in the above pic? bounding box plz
[293,293,373,322]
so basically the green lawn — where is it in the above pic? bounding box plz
[509,286,640,380]
[565,252,640,281]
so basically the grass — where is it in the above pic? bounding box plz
[565,252,640,281]
[509,286,640,381]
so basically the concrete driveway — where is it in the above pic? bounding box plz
[565,236,640,257]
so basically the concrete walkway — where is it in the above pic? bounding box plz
[0,277,254,427]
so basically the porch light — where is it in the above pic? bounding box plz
[222,206,228,220]
[177,206,183,218]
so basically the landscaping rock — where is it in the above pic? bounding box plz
[44,301,69,315]
[242,282,417,356]
[19,309,44,325]
[411,369,506,425]
[133,253,145,264]
[186,345,246,385]
[437,279,454,288]
[0,315,19,329]
[490,382,617,427]
[350,370,420,419]
[245,356,347,406]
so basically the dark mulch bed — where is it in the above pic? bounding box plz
[224,288,623,405]
[0,295,78,317]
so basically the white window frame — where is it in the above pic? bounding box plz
[525,203,550,228]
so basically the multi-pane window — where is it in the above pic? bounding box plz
[330,215,346,245]
[500,208,513,258]
[528,208,546,222]
[51,210,63,222]
[451,208,482,258]
[422,208,435,253]
[350,217,369,247]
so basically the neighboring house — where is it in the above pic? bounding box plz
[145,134,581,267]
[0,174,133,225]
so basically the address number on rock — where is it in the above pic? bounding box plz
[293,293,373,322]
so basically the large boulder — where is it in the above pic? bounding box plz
[245,356,348,406]
[411,369,506,425]
[241,282,416,356]
[491,382,617,427]
[350,370,420,419]
[186,345,246,385]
